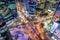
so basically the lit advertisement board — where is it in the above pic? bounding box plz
[50,22,58,33]
[53,24,60,40]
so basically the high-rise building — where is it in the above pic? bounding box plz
[0,6,14,22]
[0,1,17,23]
[0,16,13,40]
[36,0,58,10]
[28,0,36,15]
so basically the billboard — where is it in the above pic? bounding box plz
[53,24,60,40]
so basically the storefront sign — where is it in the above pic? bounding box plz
[50,22,58,33]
